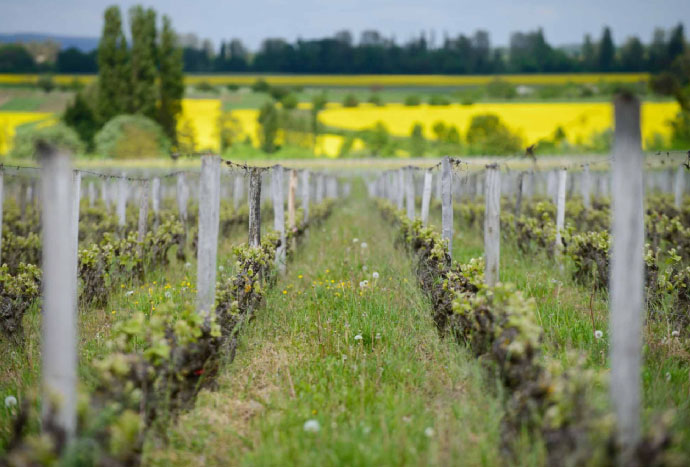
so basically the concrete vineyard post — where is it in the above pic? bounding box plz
[674,165,685,209]
[39,144,77,441]
[152,177,161,229]
[610,95,644,461]
[484,164,501,286]
[272,165,287,273]
[137,180,150,246]
[288,170,297,229]
[316,174,324,204]
[233,174,244,211]
[397,169,404,210]
[101,180,109,210]
[196,156,221,317]
[88,181,95,208]
[405,168,415,220]
[555,169,567,256]
[71,171,81,305]
[249,169,262,247]
[582,164,591,209]
[301,170,310,223]
[421,170,433,226]
[116,176,127,227]
[441,157,453,256]
[176,172,188,229]
[515,171,524,222]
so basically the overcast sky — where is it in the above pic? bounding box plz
[0,0,687,49]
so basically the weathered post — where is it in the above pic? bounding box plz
[176,172,188,229]
[151,177,161,229]
[101,180,110,210]
[421,170,433,226]
[610,94,644,462]
[315,174,324,204]
[272,166,287,273]
[396,168,404,210]
[233,174,244,211]
[674,165,685,209]
[405,168,415,220]
[137,180,150,245]
[116,176,127,227]
[555,168,567,255]
[196,156,221,316]
[582,163,591,209]
[515,171,524,223]
[39,144,77,441]
[248,169,262,247]
[288,170,297,229]
[71,171,81,304]
[484,164,501,286]
[87,180,95,208]
[301,170,310,223]
[441,157,453,256]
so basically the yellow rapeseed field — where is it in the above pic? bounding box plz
[177,99,221,151]
[0,111,56,154]
[318,101,680,148]
[0,73,649,88]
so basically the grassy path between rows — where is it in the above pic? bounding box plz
[145,197,505,466]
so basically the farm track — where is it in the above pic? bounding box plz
[145,197,505,466]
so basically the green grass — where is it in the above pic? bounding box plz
[0,97,42,111]
[145,195,508,466]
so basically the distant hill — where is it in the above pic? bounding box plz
[0,33,98,51]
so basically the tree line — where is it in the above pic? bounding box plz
[0,24,685,75]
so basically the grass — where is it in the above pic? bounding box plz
[144,194,507,466]
[0,97,42,111]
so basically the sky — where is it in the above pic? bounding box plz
[0,0,688,49]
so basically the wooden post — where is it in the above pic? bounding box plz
[674,165,685,209]
[421,170,433,226]
[248,169,262,247]
[151,177,160,229]
[272,166,287,273]
[405,168,415,220]
[87,180,95,208]
[71,171,81,304]
[610,95,644,460]
[582,164,591,209]
[288,169,297,230]
[116,176,127,227]
[196,156,221,316]
[315,174,324,204]
[484,164,501,286]
[515,171,524,222]
[137,180,150,245]
[39,144,77,441]
[555,168,567,255]
[441,157,453,256]
[101,179,109,211]
[301,170,310,223]
[176,172,188,227]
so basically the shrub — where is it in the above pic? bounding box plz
[226,83,239,91]
[486,79,517,99]
[428,94,450,106]
[11,122,85,159]
[368,94,384,106]
[343,94,359,107]
[37,74,55,93]
[194,81,217,93]
[280,93,298,110]
[465,114,522,155]
[252,78,271,93]
[404,95,421,106]
[95,115,171,159]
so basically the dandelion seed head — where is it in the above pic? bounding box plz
[671,330,680,337]
[303,419,321,433]
[594,330,603,339]
[424,427,435,437]
[372,272,379,279]
[353,238,359,243]
[354,334,363,341]
[666,372,672,382]
[361,242,368,249]
[125,290,134,297]
[4,396,17,408]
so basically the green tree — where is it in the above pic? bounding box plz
[597,27,615,71]
[466,114,522,155]
[667,24,686,62]
[581,34,596,71]
[158,15,184,143]
[129,5,158,119]
[97,6,130,122]
[409,123,426,156]
[63,92,99,150]
[258,101,279,153]
[619,37,645,72]
[310,93,327,153]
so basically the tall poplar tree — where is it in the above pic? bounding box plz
[158,15,184,144]
[597,27,616,71]
[97,6,129,122]
[129,6,158,120]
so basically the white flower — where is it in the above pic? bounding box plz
[4,396,17,408]
[125,290,134,297]
[164,291,172,299]
[303,419,320,433]
[375,333,381,340]
[666,372,672,382]
[185,262,192,269]
[671,330,680,337]
[372,272,379,279]
[354,334,363,341]
[353,238,359,243]
[424,427,435,437]
[218,265,224,272]
[359,280,369,288]
[362,265,368,272]
[594,330,603,339]
[360,242,368,249]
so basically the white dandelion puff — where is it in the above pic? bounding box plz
[424,427,435,438]
[4,396,17,408]
[360,242,368,249]
[372,272,379,279]
[354,334,363,341]
[218,265,224,272]
[303,419,321,433]
[666,372,672,382]
[594,330,603,339]
[353,238,359,243]
[164,291,172,299]
[125,290,134,297]
[671,330,680,337]
[362,265,368,272]
[184,262,192,269]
